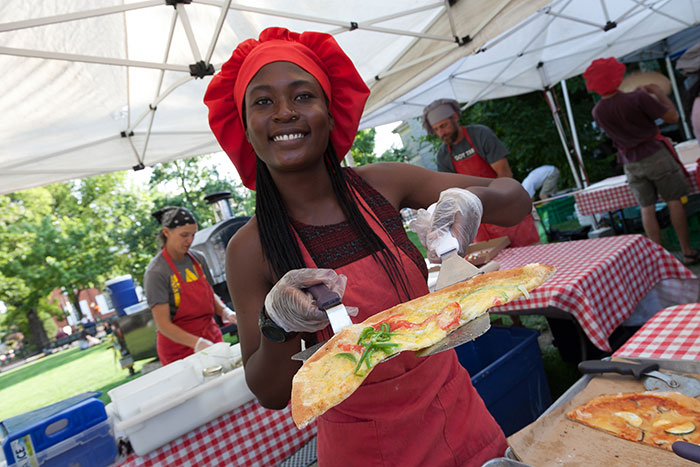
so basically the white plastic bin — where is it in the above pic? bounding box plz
[112,366,254,455]
[108,359,200,420]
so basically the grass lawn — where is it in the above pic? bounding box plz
[0,342,151,420]
[0,332,240,421]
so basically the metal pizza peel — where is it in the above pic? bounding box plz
[578,360,700,397]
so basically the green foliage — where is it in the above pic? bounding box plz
[350,128,377,166]
[379,146,409,163]
[37,296,61,339]
[149,156,255,230]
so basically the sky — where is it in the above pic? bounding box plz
[128,122,403,188]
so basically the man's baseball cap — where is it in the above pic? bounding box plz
[422,98,461,135]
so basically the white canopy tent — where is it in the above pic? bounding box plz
[360,0,700,189]
[0,0,546,195]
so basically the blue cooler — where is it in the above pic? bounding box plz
[105,275,139,316]
[0,392,117,467]
[455,326,552,437]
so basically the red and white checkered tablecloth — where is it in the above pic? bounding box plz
[490,235,698,351]
[613,303,700,360]
[120,400,316,467]
[574,163,699,216]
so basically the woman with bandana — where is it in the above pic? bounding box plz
[144,206,236,365]
[204,28,533,465]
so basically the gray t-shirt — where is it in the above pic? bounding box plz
[144,250,215,318]
[436,124,509,173]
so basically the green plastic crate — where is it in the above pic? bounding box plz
[536,196,577,231]
[660,213,700,252]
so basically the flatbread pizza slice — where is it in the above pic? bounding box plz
[567,391,700,450]
[291,263,555,428]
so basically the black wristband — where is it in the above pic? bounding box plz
[258,306,297,343]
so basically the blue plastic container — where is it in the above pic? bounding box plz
[1,392,117,467]
[105,275,139,316]
[455,326,552,437]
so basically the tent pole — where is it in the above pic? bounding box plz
[560,79,588,187]
[665,54,691,140]
[544,89,583,189]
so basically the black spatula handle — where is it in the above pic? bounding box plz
[578,360,659,379]
[673,441,700,464]
[306,284,341,311]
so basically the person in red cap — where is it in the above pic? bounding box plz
[585,57,699,265]
[205,27,533,466]
[422,98,541,247]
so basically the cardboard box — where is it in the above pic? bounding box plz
[465,236,510,266]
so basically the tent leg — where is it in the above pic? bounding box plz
[665,54,691,140]
[544,90,583,190]
[560,79,588,187]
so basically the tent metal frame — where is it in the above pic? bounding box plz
[1,0,464,176]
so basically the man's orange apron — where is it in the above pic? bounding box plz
[449,127,540,247]
[156,250,222,365]
[297,187,506,466]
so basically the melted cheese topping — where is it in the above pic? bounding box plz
[567,392,700,450]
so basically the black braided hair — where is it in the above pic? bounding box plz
[254,145,413,302]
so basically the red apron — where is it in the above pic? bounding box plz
[296,187,506,466]
[449,127,540,247]
[156,249,222,365]
[450,127,499,179]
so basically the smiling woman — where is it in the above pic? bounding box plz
[243,62,334,178]
[203,27,533,466]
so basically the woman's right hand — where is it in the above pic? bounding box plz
[264,268,357,333]
[410,188,483,263]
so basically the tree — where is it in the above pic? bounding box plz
[149,155,255,227]
[350,129,377,166]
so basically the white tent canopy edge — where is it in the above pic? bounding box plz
[0,0,545,195]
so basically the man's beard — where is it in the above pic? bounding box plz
[443,127,460,145]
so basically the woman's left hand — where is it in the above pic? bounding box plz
[410,188,483,263]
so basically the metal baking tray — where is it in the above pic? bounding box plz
[480,357,700,467]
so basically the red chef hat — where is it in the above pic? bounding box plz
[583,57,626,96]
[204,27,370,190]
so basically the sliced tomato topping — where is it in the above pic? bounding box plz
[437,302,461,331]
[338,343,365,354]
[384,313,438,331]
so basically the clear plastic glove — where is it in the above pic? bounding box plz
[264,268,359,333]
[194,337,213,352]
[409,188,483,263]
[221,307,237,325]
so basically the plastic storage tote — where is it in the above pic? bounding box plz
[455,326,552,437]
[0,392,117,467]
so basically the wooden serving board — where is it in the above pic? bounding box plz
[508,372,700,466]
